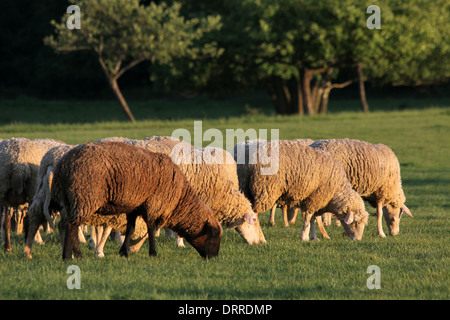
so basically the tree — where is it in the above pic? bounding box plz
[45,0,221,122]
[362,0,450,87]
[169,0,449,115]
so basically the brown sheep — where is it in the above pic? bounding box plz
[49,142,222,260]
[128,137,264,245]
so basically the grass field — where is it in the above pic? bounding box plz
[0,96,449,300]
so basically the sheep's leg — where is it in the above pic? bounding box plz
[119,213,137,257]
[95,225,112,258]
[323,212,332,227]
[269,204,277,226]
[2,207,13,252]
[34,229,44,245]
[129,233,148,253]
[78,225,87,244]
[148,225,158,257]
[300,210,314,241]
[88,226,97,250]
[24,224,40,258]
[164,227,175,238]
[288,208,298,225]
[282,205,290,227]
[309,219,318,240]
[72,227,82,259]
[95,225,103,246]
[176,235,185,247]
[376,202,386,238]
[63,222,80,260]
[315,215,330,239]
[24,215,43,259]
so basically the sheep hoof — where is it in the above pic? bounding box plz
[88,239,96,250]
[119,250,129,258]
[378,233,387,238]
[300,233,309,241]
[24,249,32,260]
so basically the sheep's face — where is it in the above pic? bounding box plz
[382,204,413,236]
[186,218,222,259]
[235,211,264,245]
[340,209,368,240]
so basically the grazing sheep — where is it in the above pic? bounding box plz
[125,137,263,246]
[24,142,150,259]
[0,138,64,252]
[310,138,413,237]
[49,142,222,260]
[24,144,86,258]
[266,139,315,227]
[235,139,369,241]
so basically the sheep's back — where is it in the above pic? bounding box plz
[52,142,190,224]
[310,139,398,198]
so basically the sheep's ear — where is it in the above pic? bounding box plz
[344,211,354,225]
[204,219,222,238]
[400,205,413,218]
[244,211,257,225]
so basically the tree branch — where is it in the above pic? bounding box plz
[329,79,355,89]
[115,57,146,80]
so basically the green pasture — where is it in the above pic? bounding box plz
[0,97,448,299]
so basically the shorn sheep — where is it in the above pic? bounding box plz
[125,137,264,246]
[310,138,413,237]
[235,139,369,241]
[0,138,64,252]
[48,142,222,260]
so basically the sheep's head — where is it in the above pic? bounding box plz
[340,208,369,240]
[330,189,369,240]
[185,217,222,259]
[382,204,413,236]
[235,211,266,245]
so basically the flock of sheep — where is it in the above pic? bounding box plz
[0,136,413,260]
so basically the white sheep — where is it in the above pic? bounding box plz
[235,139,369,241]
[0,138,64,252]
[310,138,413,237]
[266,139,315,227]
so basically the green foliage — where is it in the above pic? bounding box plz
[364,0,450,85]
[157,0,449,113]
[45,0,222,76]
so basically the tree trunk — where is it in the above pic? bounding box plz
[296,78,304,115]
[357,63,370,113]
[302,70,315,115]
[109,77,136,123]
[319,87,331,114]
